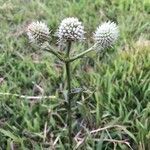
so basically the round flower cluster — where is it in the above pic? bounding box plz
[57,17,84,42]
[94,21,119,49]
[26,21,50,45]
[26,19,119,50]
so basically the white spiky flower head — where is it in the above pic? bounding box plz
[57,17,84,42]
[94,21,119,49]
[26,21,50,45]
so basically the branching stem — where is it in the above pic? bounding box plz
[44,44,65,61]
[68,44,97,62]
[42,42,97,149]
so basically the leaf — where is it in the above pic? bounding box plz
[0,128,19,142]
[121,127,137,143]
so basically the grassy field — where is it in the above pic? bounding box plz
[0,0,149,149]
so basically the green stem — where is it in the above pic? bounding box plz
[43,42,97,149]
[43,44,65,61]
[66,41,72,57]
[65,62,72,149]
[68,44,97,62]
[65,41,73,149]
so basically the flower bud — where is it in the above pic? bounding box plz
[57,17,84,42]
[26,21,50,45]
[94,21,119,49]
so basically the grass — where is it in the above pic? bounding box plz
[0,0,149,149]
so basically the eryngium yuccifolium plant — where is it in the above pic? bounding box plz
[57,17,84,42]
[26,21,50,45]
[25,17,119,149]
[94,21,119,49]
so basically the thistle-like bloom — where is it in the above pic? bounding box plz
[57,17,84,42]
[26,21,50,45]
[94,21,119,49]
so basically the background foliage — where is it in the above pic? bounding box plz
[0,0,149,149]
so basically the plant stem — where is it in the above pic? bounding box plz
[65,62,72,149]
[43,43,65,61]
[65,41,73,149]
[68,43,97,62]
[66,41,72,57]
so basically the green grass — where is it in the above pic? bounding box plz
[0,0,149,149]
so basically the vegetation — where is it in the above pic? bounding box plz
[0,0,149,149]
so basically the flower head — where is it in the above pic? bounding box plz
[94,21,119,49]
[26,21,50,45]
[57,17,84,42]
